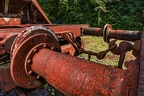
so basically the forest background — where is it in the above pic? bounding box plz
[36,0,143,66]
[37,0,144,30]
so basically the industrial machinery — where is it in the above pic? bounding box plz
[0,0,143,96]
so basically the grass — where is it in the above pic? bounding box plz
[78,36,136,68]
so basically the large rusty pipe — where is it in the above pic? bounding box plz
[31,48,129,96]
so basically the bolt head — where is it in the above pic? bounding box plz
[51,47,54,50]
[37,75,40,79]
[28,70,33,75]
[33,49,38,53]
[27,60,32,64]
[43,44,47,48]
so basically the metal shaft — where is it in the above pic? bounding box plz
[31,48,129,96]
[82,27,141,42]
[82,28,103,36]
[109,30,141,41]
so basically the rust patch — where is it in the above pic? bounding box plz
[31,48,131,96]
[0,18,21,25]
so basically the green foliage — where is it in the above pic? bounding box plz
[51,88,55,96]
[37,0,144,30]
[44,83,49,88]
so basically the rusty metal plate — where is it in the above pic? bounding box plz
[0,18,21,25]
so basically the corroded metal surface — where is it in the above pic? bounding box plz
[31,48,138,96]
[108,40,133,68]
[82,24,141,42]
[10,25,59,58]
[0,18,21,25]
[10,26,61,88]
[0,24,88,48]
[138,30,144,96]
[125,60,139,96]
[61,44,76,56]
[103,24,141,42]
[82,27,103,36]
[49,24,88,36]
[0,0,51,24]
[0,0,30,14]
[0,0,141,95]
[7,25,141,95]
[8,26,140,95]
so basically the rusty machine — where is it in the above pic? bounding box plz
[0,0,143,96]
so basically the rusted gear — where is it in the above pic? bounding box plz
[10,26,61,89]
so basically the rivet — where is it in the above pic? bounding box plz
[27,60,32,64]
[37,75,40,79]
[51,47,54,50]
[29,82,33,85]
[28,70,33,75]
[43,44,47,48]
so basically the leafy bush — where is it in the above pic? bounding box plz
[37,0,144,30]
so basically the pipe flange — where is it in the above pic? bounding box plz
[103,24,112,43]
[25,43,54,79]
[10,26,61,89]
[11,25,58,58]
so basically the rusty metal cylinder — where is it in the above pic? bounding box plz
[109,30,141,41]
[82,27,141,42]
[31,48,129,96]
[82,28,103,36]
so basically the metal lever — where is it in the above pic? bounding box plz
[109,40,133,68]
[96,44,116,59]
[118,52,125,68]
